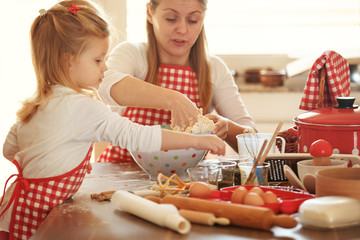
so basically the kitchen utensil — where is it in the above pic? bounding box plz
[260,69,286,87]
[153,195,298,230]
[259,122,284,166]
[129,148,208,180]
[267,153,360,164]
[316,168,360,200]
[209,161,237,189]
[299,196,360,229]
[178,209,230,226]
[289,97,360,160]
[218,155,249,186]
[237,133,286,160]
[239,162,270,186]
[297,159,347,182]
[283,165,306,191]
[309,139,332,166]
[302,174,316,194]
[214,185,314,214]
[244,140,268,185]
[111,190,191,234]
[186,166,209,183]
[241,128,260,160]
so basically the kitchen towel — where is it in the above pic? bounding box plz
[299,50,350,110]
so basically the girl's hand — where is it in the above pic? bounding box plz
[205,114,229,140]
[169,92,200,130]
[195,135,226,156]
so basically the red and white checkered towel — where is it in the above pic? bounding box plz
[299,50,350,110]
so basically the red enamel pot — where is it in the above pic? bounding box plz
[288,97,360,156]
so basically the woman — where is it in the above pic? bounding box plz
[97,0,257,162]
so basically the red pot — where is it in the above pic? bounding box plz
[288,97,360,156]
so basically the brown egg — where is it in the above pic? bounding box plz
[189,182,212,198]
[262,191,278,204]
[243,192,265,206]
[248,186,264,196]
[231,186,248,203]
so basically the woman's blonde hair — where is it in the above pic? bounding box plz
[146,0,212,113]
[17,0,109,123]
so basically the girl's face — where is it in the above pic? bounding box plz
[69,36,109,90]
[147,0,205,66]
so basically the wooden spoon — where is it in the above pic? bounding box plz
[283,165,306,190]
[244,139,268,185]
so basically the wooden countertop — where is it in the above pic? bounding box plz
[32,162,360,240]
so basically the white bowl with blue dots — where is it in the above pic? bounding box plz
[129,148,208,181]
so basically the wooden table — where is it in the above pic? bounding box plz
[32,163,360,240]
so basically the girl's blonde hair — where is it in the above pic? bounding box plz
[146,0,212,113]
[17,0,109,123]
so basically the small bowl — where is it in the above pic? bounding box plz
[297,159,347,182]
[259,69,286,87]
[129,148,208,181]
[316,168,360,200]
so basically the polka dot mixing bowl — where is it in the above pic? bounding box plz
[129,148,208,181]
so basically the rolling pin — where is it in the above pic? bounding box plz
[112,191,191,234]
[179,209,230,226]
[149,195,297,230]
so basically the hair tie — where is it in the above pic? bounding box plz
[39,9,47,17]
[68,4,80,15]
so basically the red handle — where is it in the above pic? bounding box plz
[287,126,298,137]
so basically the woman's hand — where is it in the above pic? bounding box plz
[169,91,200,131]
[206,114,258,152]
[109,77,199,130]
[205,114,229,140]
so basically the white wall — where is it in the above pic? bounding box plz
[0,0,58,191]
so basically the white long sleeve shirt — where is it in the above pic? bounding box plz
[1,85,161,231]
[3,85,161,178]
[97,41,257,130]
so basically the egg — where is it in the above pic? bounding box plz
[261,191,278,204]
[248,186,264,196]
[189,182,212,198]
[243,192,265,206]
[231,186,248,203]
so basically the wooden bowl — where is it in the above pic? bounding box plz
[244,68,262,83]
[316,168,360,200]
[259,70,286,87]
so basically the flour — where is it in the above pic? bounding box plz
[172,109,215,134]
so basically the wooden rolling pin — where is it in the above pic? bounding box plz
[179,209,230,226]
[148,195,297,230]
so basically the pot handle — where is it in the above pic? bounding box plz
[287,126,298,137]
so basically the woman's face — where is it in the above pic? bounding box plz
[147,0,205,66]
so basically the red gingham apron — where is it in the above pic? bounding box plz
[299,50,350,110]
[0,145,92,239]
[97,64,201,162]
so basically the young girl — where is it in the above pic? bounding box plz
[97,0,257,162]
[0,1,225,239]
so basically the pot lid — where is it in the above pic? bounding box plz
[296,97,360,126]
